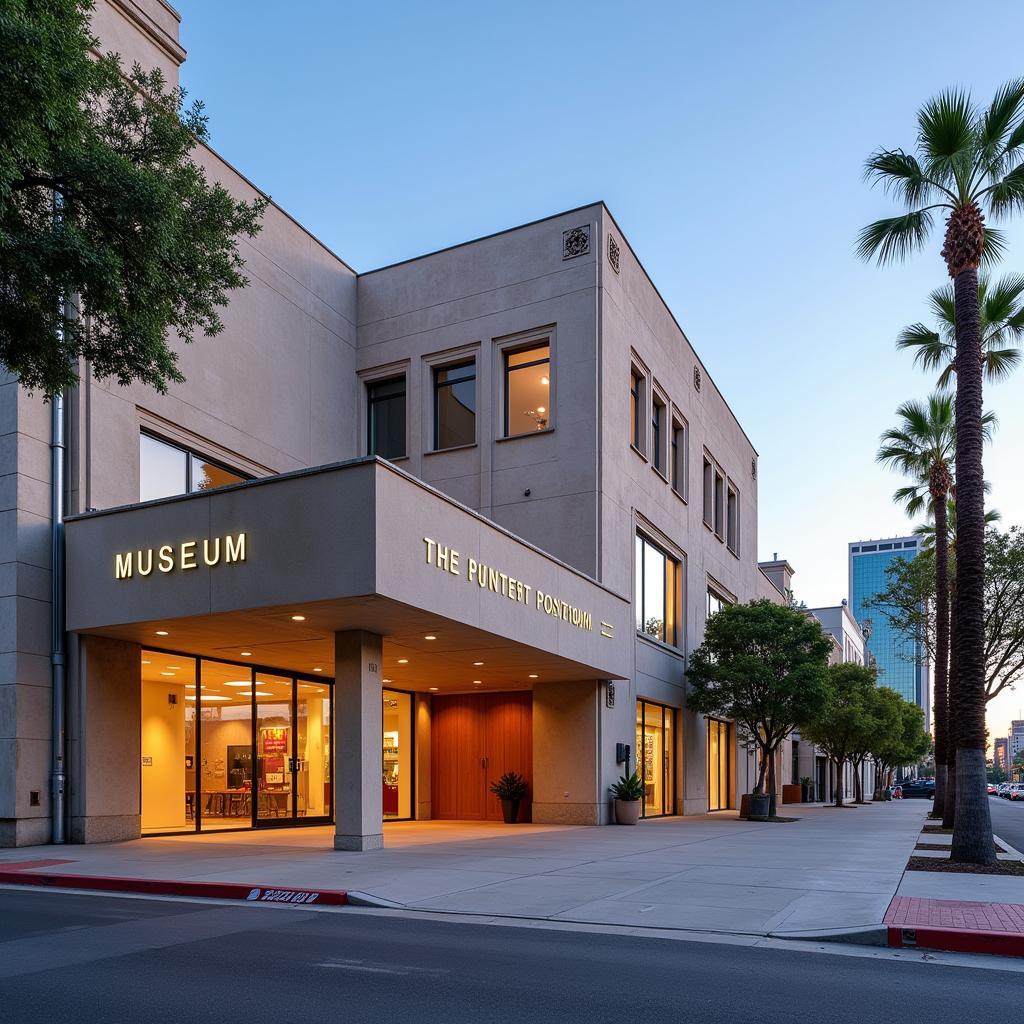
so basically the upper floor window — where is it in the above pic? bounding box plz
[652,394,667,475]
[504,342,550,436]
[671,416,688,498]
[367,376,406,460]
[726,481,739,554]
[702,457,713,527]
[434,360,476,450]
[707,585,731,619]
[630,368,644,452]
[139,431,247,503]
[714,468,724,539]
[635,532,681,647]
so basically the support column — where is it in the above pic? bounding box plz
[334,631,383,851]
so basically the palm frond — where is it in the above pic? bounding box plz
[985,163,1024,218]
[981,225,1008,265]
[981,408,999,441]
[896,322,949,374]
[977,78,1024,173]
[984,347,1022,382]
[856,210,936,264]
[863,150,938,206]
[917,88,977,192]
[981,272,1024,324]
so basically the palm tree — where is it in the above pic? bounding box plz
[878,400,995,823]
[897,273,1024,390]
[859,81,1024,865]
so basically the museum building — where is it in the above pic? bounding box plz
[0,0,772,849]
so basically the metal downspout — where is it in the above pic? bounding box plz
[50,388,67,844]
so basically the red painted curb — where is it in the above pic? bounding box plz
[0,869,347,906]
[888,924,1024,957]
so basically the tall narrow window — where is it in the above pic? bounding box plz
[652,395,666,474]
[702,457,713,527]
[434,360,476,450]
[630,369,643,451]
[714,469,725,539]
[504,342,550,436]
[726,482,739,554]
[671,417,687,498]
[367,376,406,459]
[635,532,681,646]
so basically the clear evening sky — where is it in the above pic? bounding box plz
[172,0,1024,744]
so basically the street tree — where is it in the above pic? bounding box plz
[0,0,265,396]
[687,600,831,818]
[859,80,1024,864]
[868,688,932,798]
[802,663,879,808]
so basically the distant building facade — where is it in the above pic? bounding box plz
[849,536,930,733]
[994,736,1009,772]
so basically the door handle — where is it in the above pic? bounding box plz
[481,757,488,769]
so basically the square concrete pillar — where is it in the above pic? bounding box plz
[334,631,383,851]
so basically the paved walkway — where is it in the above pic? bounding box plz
[0,802,926,937]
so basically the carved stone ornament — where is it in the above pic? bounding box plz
[562,225,591,260]
[751,458,757,479]
[693,365,702,392]
[607,233,620,274]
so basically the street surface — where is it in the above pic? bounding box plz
[0,888,1020,1024]
[990,793,1024,854]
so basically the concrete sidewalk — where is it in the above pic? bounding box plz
[0,802,926,938]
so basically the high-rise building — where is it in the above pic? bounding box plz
[849,536,930,732]
[1009,722,1024,766]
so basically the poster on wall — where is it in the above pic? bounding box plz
[261,727,288,754]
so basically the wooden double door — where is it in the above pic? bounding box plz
[431,692,532,821]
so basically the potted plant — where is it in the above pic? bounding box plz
[490,771,528,823]
[800,776,813,803]
[610,771,644,825]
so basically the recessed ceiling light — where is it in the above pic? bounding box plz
[424,635,436,640]
[473,680,482,685]
[240,651,252,657]
[529,674,539,679]
[313,667,322,673]
[236,690,274,698]
[155,630,169,636]
[185,694,231,702]
[224,681,252,687]
[541,376,549,385]
[429,687,439,691]
[160,671,175,677]
[382,678,392,683]
[167,665,182,670]
[397,658,408,664]
[290,614,306,622]
[473,661,484,666]
[141,659,151,665]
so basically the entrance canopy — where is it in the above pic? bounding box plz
[65,458,630,690]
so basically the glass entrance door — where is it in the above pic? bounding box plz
[635,699,677,818]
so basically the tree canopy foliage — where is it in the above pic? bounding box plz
[0,0,265,395]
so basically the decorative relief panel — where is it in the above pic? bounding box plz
[607,234,620,273]
[693,365,702,393]
[562,225,591,260]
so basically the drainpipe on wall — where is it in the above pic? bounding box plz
[50,387,67,844]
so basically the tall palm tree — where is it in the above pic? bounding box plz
[897,273,1024,390]
[859,81,1024,864]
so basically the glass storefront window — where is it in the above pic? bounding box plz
[707,718,733,811]
[504,342,550,436]
[434,361,476,450]
[141,651,196,834]
[298,681,332,818]
[256,673,293,821]
[635,699,676,817]
[383,689,412,819]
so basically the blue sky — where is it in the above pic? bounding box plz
[174,1,1024,736]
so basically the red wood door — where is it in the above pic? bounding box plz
[431,692,532,821]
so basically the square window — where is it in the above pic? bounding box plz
[504,342,550,436]
[434,361,476,450]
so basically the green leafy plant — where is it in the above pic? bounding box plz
[609,771,644,801]
[489,772,528,801]
[799,776,813,787]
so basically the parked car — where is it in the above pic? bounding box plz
[987,783,998,794]
[999,783,1014,797]
[900,779,935,799]
[1011,785,1024,802]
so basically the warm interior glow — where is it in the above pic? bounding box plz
[290,614,306,622]
[155,630,169,636]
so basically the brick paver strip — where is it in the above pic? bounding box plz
[886,895,1024,956]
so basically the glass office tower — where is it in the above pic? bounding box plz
[849,536,930,732]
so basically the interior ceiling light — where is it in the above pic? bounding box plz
[424,635,436,640]
[473,661,484,666]
[473,680,482,685]
[141,659,151,665]
[224,681,252,687]
[167,665,182,670]
[313,667,323,673]
[529,674,539,679]
[240,651,252,657]
[382,678,392,683]
[236,690,273,698]
[290,614,306,622]
[160,671,175,677]
[186,694,231,702]
[429,687,439,691]
[155,630,169,636]
[397,658,408,664]
[541,376,549,385]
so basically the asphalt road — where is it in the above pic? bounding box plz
[990,793,1024,853]
[0,889,1020,1024]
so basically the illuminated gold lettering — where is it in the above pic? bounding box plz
[158,545,174,573]
[203,537,221,566]
[489,568,499,592]
[137,549,153,576]
[449,549,460,575]
[423,537,436,564]
[180,541,197,570]
[437,545,450,572]
[225,533,246,563]
[115,552,133,579]
[468,558,478,582]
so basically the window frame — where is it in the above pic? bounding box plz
[366,373,408,460]
[635,530,683,649]
[432,358,477,452]
[726,478,739,556]
[630,365,646,456]
[671,411,688,501]
[502,340,551,438]
[139,429,249,502]
[651,386,668,478]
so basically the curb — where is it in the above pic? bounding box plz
[887,923,1024,958]
[0,869,347,906]
[770,925,888,947]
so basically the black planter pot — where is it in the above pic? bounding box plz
[801,784,813,803]
[501,798,521,824]
[748,793,770,820]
